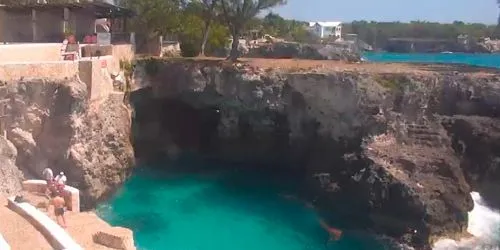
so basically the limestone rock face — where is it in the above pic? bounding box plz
[132,61,500,248]
[93,227,136,250]
[246,42,361,62]
[0,136,23,195]
[2,78,134,207]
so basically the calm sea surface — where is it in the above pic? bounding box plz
[364,52,500,68]
[97,53,500,250]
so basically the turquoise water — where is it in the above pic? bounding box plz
[98,53,500,250]
[364,52,500,68]
[97,160,393,250]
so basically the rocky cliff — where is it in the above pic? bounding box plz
[131,59,500,249]
[0,78,134,207]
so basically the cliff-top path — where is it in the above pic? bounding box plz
[165,57,500,76]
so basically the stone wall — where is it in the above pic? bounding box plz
[0,61,79,82]
[110,44,135,72]
[21,180,80,212]
[1,58,115,101]
[0,44,62,63]
[78,58,115,101]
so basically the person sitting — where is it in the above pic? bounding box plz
[55,172,67,185]
[60,35,80,60]
[54,172,67,194]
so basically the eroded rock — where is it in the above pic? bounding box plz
[2,78,134,207]
[131,60,500,248]
[0,136,22,195]
[93,227,136,250]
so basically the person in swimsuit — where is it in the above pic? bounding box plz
[319,219,343,241]
[51,193,67,228]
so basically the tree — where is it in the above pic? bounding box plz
[121,0,184,38]
[178,1,229,56]
[198,0,219,56]
[220,0,286,61]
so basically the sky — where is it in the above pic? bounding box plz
[269,0,499,25]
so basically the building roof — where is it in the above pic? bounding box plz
[309,21,342,27]
[0,0,135,18]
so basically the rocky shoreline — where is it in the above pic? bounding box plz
[0,59,498,249]
[130,59,500,249]
[0,78,135,208]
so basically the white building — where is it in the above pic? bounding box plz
[308,21,342,39]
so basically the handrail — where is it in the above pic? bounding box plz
[7,197,83,250]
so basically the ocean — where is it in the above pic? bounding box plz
[363,52,500,69]
[97,53,500,250]
[97,162,394,250]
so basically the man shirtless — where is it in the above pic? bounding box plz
[319,219,343,241]
[51,193,67,228]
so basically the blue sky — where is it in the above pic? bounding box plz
[269,0,499,25]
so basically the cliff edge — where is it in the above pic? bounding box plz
[131,58,500,248]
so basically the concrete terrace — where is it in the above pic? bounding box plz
[0,42,134,102]
[1,181,135,250]
[0,196,52,250]
[7,196,83,250]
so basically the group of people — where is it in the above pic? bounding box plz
[42,167,68,228]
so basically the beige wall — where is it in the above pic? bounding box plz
[0,58,114,101]
[110,44,134,72]
[0,43,135,65]
[0,43,62,62]
[78,57,114,101]
[0,61,79,81]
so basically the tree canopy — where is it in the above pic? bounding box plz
[120,0,498,56]
[219,0,286,60]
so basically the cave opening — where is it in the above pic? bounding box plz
[128,88,410,248]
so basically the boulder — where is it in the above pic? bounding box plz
[92,227,136,250]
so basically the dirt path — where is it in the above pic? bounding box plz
[0,197,52,250]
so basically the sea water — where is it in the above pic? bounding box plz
[97,163,393,250]
[98,53,500,249]
[364,52,500,69]
[433,192,500,250]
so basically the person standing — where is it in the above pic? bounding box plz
[51,192,67,228]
